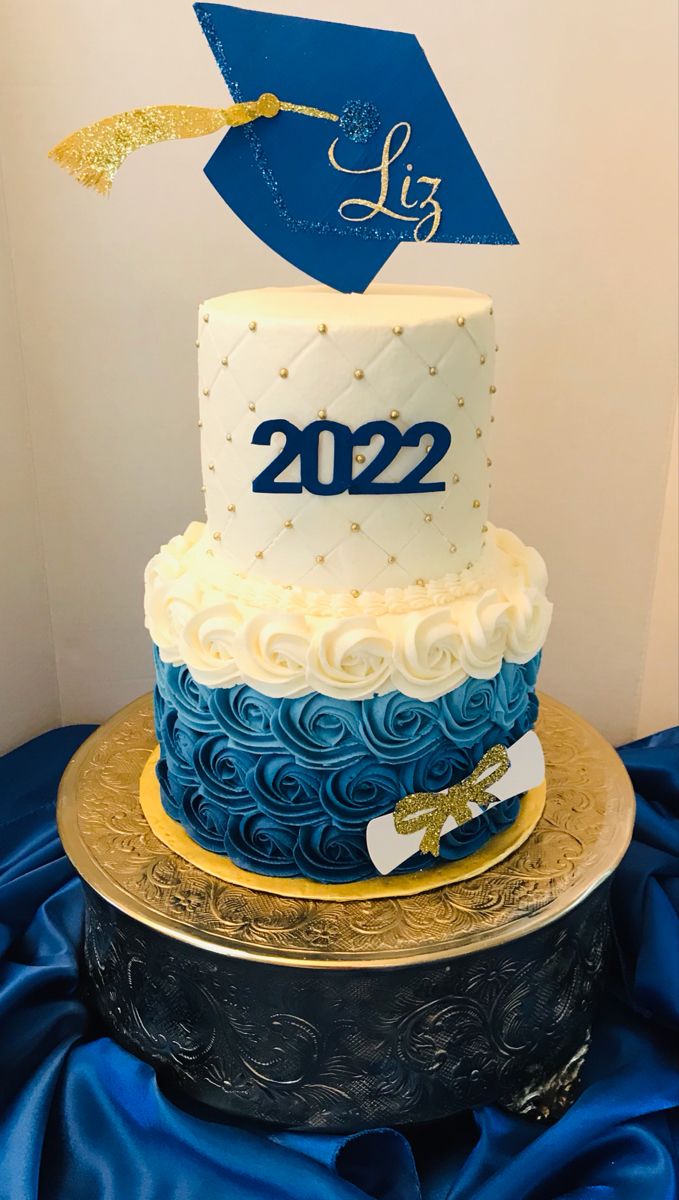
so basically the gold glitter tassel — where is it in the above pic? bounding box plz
[48,94,338,195]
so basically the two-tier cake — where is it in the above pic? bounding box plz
[144,284,552,884]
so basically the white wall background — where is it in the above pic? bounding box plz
[0,0,677,751]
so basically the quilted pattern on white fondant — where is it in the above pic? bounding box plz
[198,286,496,593]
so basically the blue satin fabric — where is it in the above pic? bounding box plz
[0,723,677,1199]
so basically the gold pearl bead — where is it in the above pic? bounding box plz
[284,519,293,528]
[315,554,325,564]
[227,503,235,512]
[351,588,360,598]
[221,356,228,366]
[208,462,215,471]
[489,384,497,394]
[473,499,481,508]
[350,522,360,532]
[480,354,486,364]
[467,561,473,569]
[456,315,465,327]
[202,313,209,323]
[387,555,396,564]
[389,410,400,420]
[200,485,206,493]
[318,322,328,334]
[195,339,200,348]
[392,325,403,335]
[248,402,256,411]
[202,387,210,396]
[495,344,499,352]
[457,397,465,407]
[197,419,203,428]
[226,433,232,442]
[279,367,288,378]
[489,306,494,315]
[212,531,221,541]
[424,513,432,522]
[317,408,327,419]
[428,365,438,376]
[482,523,488,533]
[354,368,364,380]
[416,578,425,587]
[452,473,460,484]
[476,427,482,438]
[490,415,496,423]
[449,544,457,553]
[355,453,366,464]
[249,320,257,331]
[486,456,492,467]
[255,550,264,559]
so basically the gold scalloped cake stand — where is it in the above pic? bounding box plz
[58,692,634,1130]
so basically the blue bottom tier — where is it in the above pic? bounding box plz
[152,648,541,884]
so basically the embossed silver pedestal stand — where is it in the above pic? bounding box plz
[58,694,634,1132]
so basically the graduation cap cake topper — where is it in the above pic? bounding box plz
[49,2,517,292]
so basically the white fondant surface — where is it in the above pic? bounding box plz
[144,522,552,701]
[198,284,496,592]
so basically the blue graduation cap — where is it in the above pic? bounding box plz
[48,4,517,292]
[196,4,517,291]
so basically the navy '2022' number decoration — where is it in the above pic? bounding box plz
[252,419,451,495]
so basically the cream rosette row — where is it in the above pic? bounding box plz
[145,524,552,701]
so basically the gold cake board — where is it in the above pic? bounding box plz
[139,746,546,901]
[58,691,633,968]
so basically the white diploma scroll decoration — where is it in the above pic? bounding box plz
[366,731,545,876]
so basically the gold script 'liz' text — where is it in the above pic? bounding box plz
[328,122,442,242]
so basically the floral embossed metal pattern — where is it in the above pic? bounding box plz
[83,885,609,1129]
[58,693,634,966]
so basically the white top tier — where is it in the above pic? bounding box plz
[198,284,496,593]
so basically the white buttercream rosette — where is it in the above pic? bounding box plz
[144,522,552,701]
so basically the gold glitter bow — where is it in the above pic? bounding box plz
[393,743,511,858]
[48,94,339,195]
